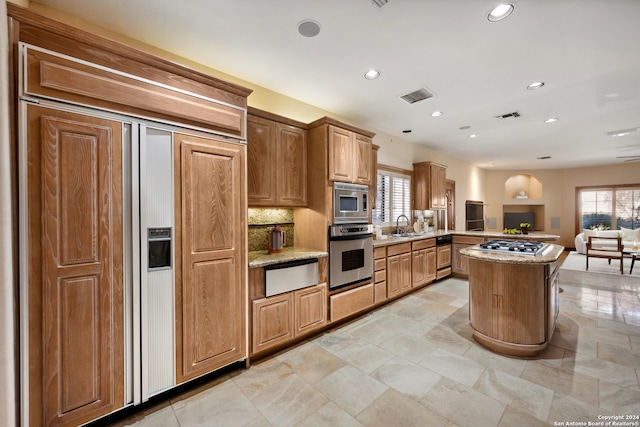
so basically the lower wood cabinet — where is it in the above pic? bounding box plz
[452,236,484,278]
[387,243,412,297]
[436,244,452,279]
[373,246,387,303]
[252,283,327,355]
[412,239,436,288]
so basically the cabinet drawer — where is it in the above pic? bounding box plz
[374,246,387,259]
[412,238,435,251]
[437,267,452,279]
[374,258,386,271]
[387,242,412,257]
[452,235,484,245]
[374,269,386,283]
[330,284,374,322]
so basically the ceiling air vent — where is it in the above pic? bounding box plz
[495,111,521,120]
[371,0,388,8]
[399,87,434,105]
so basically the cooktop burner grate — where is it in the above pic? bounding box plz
[477,240,549,256]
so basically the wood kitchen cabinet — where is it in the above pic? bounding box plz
[413,161,447,210]
[452,235,485,278]
[373,246,388,303]
[247,109,307,207]
[25,105,125,426]
[436,244,452,279]
[252,282,328,355]
[387,243,412,297]
[370,144,380,210]
[412,239,437,288]
[468,258,558,356]
[323,121,373,185]
[174,133,247,383]
[12,5,251,425]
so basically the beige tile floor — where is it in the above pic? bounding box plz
[112,275,640,427]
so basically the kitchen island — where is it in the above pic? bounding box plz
[460,242,564,357]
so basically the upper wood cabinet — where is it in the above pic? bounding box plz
[413,161,447,210]
[306,117,374,186]
[328,125,372,185]
[247,109,307,207]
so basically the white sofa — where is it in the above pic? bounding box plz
[574,228,639,254]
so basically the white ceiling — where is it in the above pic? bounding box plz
[32,0,640,170]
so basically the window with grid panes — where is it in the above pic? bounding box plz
[373,169,412,226]
[578,185,640,230]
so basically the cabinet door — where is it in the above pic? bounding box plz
[294,283,327,336]
[176,133,246,382]
[468,259,496,338]
[387,255,402,297]
[353,133,372,185]
[499,264,545,344]
[400,252,412,292]
[247,115,276,205]
[276,123,307,206]
[431,164,447,209]
[437,244,452,269]
[412,162,428,210]
[252,293,294,354]
[412,250,426,287]
[425,247,437,282]
[452,243,470,276]
[26,105,124,426]
[328,125,353,182]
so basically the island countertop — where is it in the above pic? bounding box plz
[460,243,565,264]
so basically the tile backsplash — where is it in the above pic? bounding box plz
[248,208,294,252]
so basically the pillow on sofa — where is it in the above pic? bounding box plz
[620,227,640,241]
[583,229,599,239]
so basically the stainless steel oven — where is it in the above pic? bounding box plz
[333,182,369,224]
[329,224,373,290]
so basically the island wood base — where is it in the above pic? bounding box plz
[466,252,561,358]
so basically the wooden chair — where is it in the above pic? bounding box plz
[586,236,624,274]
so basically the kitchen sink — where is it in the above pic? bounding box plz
[391,232,418,237]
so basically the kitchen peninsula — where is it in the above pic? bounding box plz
[460,242,564,357]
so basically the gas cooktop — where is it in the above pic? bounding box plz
[477,240,549,256]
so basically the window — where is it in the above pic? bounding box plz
[577,185,640,231]
[373,168,411,225]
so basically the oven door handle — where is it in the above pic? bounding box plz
[329,233,373,242]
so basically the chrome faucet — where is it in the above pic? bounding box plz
[396,214,410,235]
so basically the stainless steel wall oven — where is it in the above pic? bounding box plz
[329,224,373,290]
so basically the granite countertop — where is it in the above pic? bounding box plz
[248,247,328,268]
[372,230,560,248]
[460,243,564,264]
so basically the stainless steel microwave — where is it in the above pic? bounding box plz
[333,182,369,224]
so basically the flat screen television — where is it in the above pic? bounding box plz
[504,212,535,230]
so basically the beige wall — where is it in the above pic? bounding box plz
[484,164,640,248]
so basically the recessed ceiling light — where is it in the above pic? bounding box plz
[544,118,558,123]
[527,82,545,90]
[364,69,381,80]
[431,111,443,117]
[469,134,478,138]
[487,3,514,22]
[297,20,321,37]
[606,127,639,137]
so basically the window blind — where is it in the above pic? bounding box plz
[373,169,411,225]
